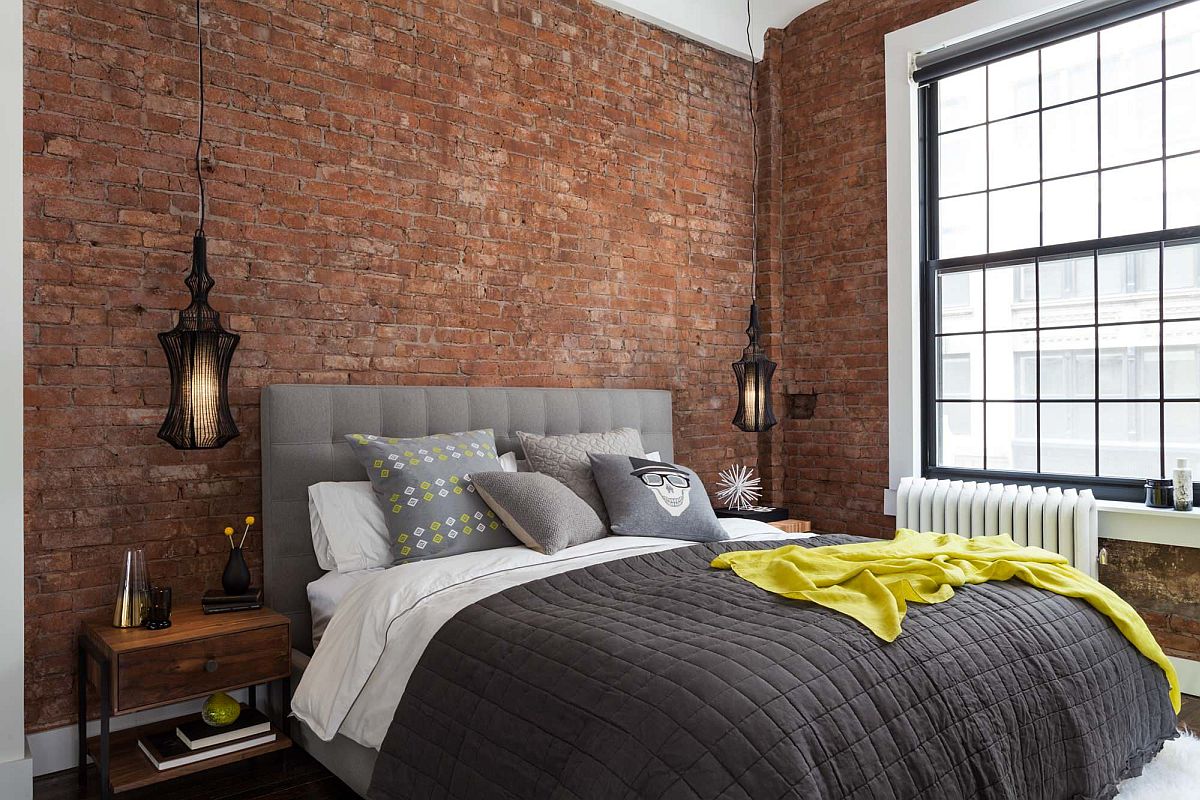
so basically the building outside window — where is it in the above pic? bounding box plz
[922,0,1200,497]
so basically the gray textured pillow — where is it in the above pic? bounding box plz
[517,428,646,524]
[472,471,607,555]
[345,430,518,563]
[588,454,729,542]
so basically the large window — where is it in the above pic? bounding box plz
[921,0,1200,496]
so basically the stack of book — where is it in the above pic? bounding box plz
[201,588,263,614]
[138,707,274,771]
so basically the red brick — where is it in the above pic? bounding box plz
[24,0,760,732]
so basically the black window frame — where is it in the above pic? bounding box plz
[918,0,1200,501]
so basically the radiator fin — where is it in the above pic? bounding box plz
[895,477,1098,578]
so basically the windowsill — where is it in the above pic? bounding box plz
[1096,498,1200,549]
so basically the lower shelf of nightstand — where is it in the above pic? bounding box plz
[86,714,291,793]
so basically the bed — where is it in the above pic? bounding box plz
[262,385,1177,800]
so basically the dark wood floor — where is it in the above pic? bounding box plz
[1180,693,1200,734]
[34,746,359,800]
[37,695,1200,799]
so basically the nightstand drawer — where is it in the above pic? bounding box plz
[115,623,289,712]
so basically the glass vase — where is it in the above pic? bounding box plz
[112,547,149,628]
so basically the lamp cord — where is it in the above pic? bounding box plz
[194,0,206,235]
[745,0,757,305]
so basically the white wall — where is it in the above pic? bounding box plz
[0,0,30,794]
[884,0,1081,514]
[592,0,827,59]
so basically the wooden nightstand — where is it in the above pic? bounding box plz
[768,519,813,534]
[78,606,292,799]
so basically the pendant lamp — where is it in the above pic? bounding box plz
[732,0,778,433]
[157,0,240,450]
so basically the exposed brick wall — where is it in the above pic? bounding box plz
[759,0,973,536]
[23,0,759,731]
[1100,538,1200,660]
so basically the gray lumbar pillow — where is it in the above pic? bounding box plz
[588,454,730,542]
[516,428,645,524]
[472,471,607,555]
[344,430,518,563]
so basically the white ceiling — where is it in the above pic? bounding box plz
[592,0,829,60]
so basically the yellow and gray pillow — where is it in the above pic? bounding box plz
[344,430,517,563]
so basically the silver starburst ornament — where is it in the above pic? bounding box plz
[716,464,762,511]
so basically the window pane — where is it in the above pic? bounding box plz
[1043,99,1098,179]
[1040,402,1096,475]
[1102,162,1163,236]
[937,334,983,399]
[1100,85,1162,168]
[1163,325,1200,397]
[989,184,1040,252]
[986,330,1037,400]
[1042,33,1097,106]
[939,126,988,196]
[987,402,1038,471]
[1100,13,1162,93]
[1098,325,1160,397]
[1040,330,1096,398]
[989,114,1040,188]
[1164,240,1200,319]
[938,401,984,468]
[1040,254,1095,327]
[1166,74,1200,156]
[939,193,987,258]
[1098,247,1159,323]
[1043,174,1098,245]
[1099,402,1161,478]
[988,52,1039,120]
[1165,402,1200,470]
[937,269,982,333]
[1166,2,1200,77]
[985,263,1036,331]
[1166,153,1200,229]
[940,67,987,131]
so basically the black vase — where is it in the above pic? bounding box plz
[221,547,251,595]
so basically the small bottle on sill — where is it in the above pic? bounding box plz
[1173,458,1193,512]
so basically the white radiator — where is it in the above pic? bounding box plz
[895,477,1100,578]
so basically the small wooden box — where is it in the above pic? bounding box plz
[768,519,813,534]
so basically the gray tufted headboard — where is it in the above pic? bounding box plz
[261,384,674,653]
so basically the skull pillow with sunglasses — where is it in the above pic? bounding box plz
[588,454,730,541]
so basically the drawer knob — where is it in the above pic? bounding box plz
[204,659,219,673]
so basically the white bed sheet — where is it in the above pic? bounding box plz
[292,518,813,750]
[307,568,384,648]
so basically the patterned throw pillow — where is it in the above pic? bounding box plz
[344,430,518,563]
[516,428,645,524]
[588,454,730,542]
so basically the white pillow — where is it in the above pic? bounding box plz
[308,482,392,573]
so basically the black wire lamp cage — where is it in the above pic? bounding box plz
[158,0,240,450]
[731,0,777,433]
[158,233,240,449]
[732,303,777,433]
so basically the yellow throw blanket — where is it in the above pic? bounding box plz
[711,529,1180,713]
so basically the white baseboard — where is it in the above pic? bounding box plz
[0,741,33,799]
[28,688,249,778]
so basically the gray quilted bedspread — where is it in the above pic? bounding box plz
[369,535,1177,800]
